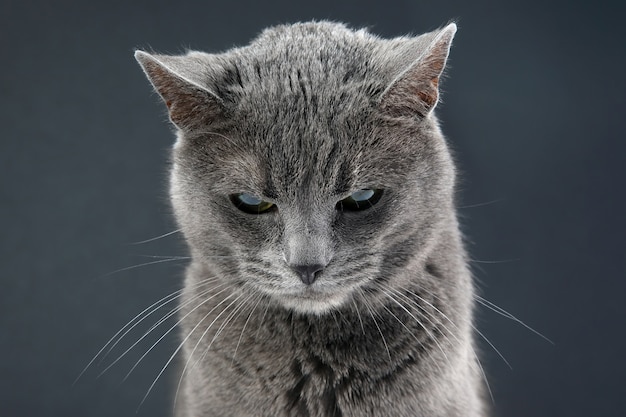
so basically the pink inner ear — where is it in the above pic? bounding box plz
[379,73,440,119]
[140,58,224,130]
[378,26,455,119]
[417,78,439,109]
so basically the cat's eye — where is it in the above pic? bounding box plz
[230,193,276,214]
[337,189,384,212]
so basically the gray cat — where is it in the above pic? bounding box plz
[135,21,487,417]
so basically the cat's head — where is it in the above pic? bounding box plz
[136,22,457,314]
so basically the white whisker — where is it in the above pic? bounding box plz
[97,283,229,378]
[75,277,218,384]
[74,287,184,385]
[469,258,519,264]
[378,288,452,371]
[139,281,221,341]
[140,290,243,412]
[232,294,263,364]
[136,255,191,260]
[201,293,254,361]
[171,292,249,411]
[351,298,366,336]
[254,300,271,340]
[475,295,553,344]
[379,300,443,374]
[130,229,182,245]
[357,288,391,363]
[403,279,542,376]
[457,198,503,209]
[101,258,187,277]
[394,285,496,401]
[330,310,340,328]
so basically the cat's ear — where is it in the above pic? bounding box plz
[379,23,457,119]
[135,50,225,130]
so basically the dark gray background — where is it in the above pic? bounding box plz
[2,0,625,416]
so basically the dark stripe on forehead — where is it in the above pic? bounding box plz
[322,141,339,178]
[258,148,279,198]
[263,170,279,199]
[333,160,353,196]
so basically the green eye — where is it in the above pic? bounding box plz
[230,193,276,214]
[337,189,384,212]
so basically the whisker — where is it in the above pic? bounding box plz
[457,198,504,209]
[74,288,183,385]
[124,285,233,379]
[100,278,221,363]
[135,255,191,260]
[378,298,443,374]
[130,229,182,245]
[475,295,553,344]
[139,291,243,413]
[356,247,518,267]
[330,310,340,329]
[351,298,366,336]
[470,325,511,370]
[74,277,218,384]
[335,307,347,327]
[232,294,263,364]
[393,285,496,401]
[101,258,188,278]
[200,293,254,362]
[356,288,391,363]
[392,285,495,401]
[254,300,271,340]
[98,283,229,378]
[171,292,249,411]
[378,288,452,371]
[469,258,519,264]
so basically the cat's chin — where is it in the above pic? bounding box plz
[271,287,351,315]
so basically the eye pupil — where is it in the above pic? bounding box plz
[230,193,275,214]
[337,189,383,212]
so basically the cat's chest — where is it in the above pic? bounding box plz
[200,334,380,417]
[183,300,429,413]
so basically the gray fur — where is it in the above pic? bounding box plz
[136,21,487,417]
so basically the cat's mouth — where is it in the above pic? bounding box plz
[244,267,358,313]
[267,283,353,314]
[288,286,332,298]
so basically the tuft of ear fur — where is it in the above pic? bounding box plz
[134,50,225,130]
[379,23,457,119]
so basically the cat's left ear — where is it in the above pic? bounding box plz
[379,23,457,119]
[135,50,225,130]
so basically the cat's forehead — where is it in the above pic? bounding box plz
[221,94,423,200]
[223,123,358,200]
[230,23,383,98]
[212,113,420,203]
[224,53,386,198]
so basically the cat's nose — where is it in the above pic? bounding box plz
[290,264,324,285]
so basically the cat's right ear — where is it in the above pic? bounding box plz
[134,50,225,130]
[379,23,457,119]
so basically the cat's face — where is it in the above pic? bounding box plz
[171,96,452,313]
[137,22,457,314]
